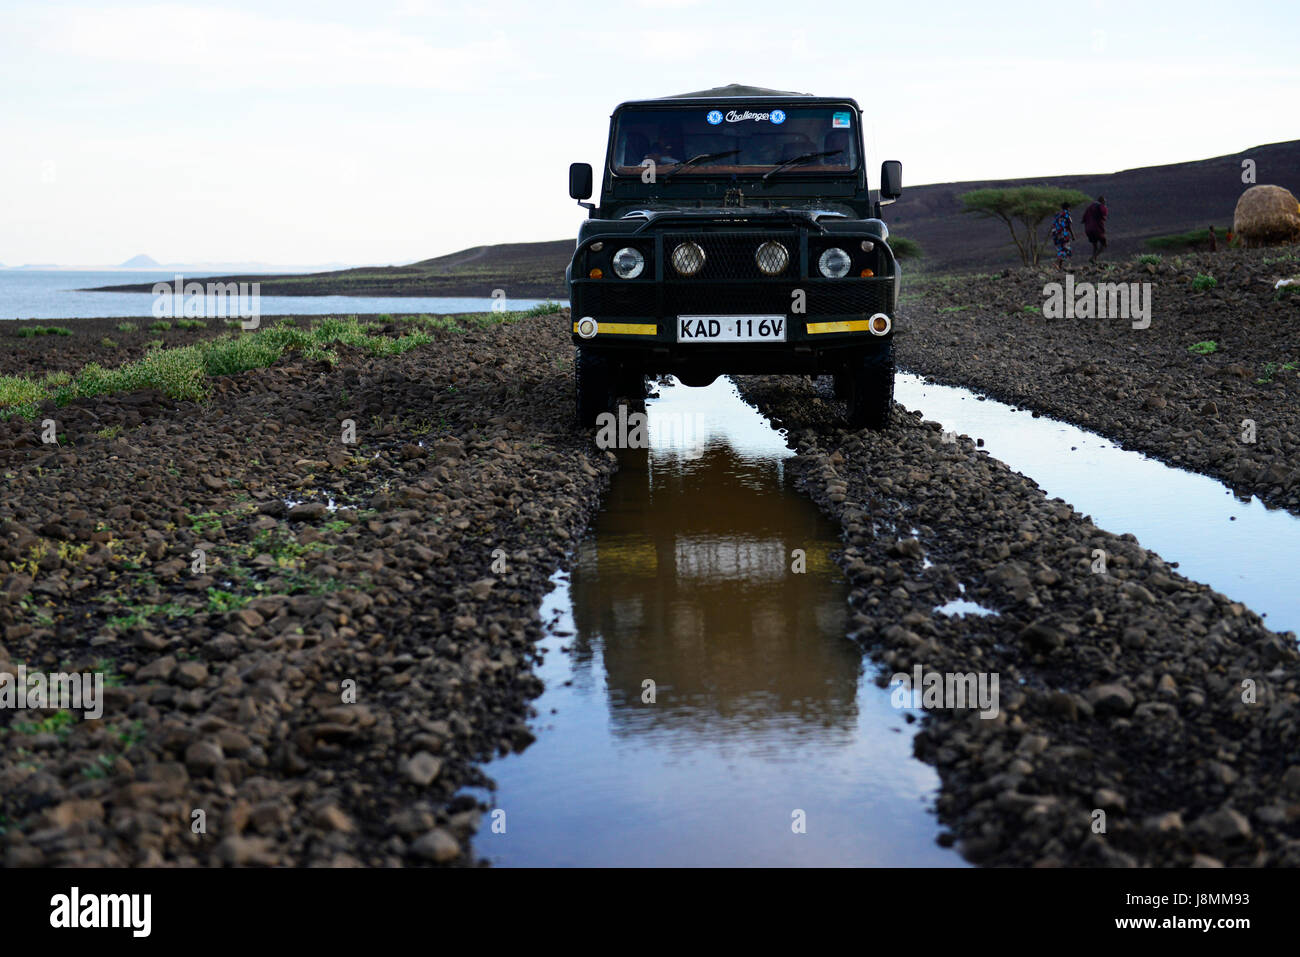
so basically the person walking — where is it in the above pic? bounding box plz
[1082,195,1108,263]
[1050,202,1075,272]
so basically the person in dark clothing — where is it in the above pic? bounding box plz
[1082,195,1108,263]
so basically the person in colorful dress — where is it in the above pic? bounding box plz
[1050,203,1075,272]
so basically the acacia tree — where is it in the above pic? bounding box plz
[960,186,1092,266]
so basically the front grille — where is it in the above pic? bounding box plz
[662,231,799,280]
[573,278,894,319]
[665,281,891,316]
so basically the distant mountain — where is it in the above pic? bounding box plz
[119,253,161,268]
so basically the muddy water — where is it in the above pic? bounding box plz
[472,378,961,867]
[896,373,1300,636]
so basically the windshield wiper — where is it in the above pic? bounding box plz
[761,149,844,183]
[661,150,740,182]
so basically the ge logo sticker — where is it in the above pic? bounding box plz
[770,109,786,125]
[706,110,723,125]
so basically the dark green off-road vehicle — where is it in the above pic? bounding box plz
[567,83,902,428]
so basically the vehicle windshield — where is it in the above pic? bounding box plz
[611,106,859,176]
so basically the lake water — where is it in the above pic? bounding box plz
[0,270,561,320]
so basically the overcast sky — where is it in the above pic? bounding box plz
[2,0,1297,266]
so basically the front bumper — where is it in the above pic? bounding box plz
[567,227,897,371]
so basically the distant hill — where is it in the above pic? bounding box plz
[892,140,1300,272]
[119,253,161,268]
[87,241,576,298]
[89,140,1299,297]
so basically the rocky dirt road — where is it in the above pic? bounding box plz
[1,313,611,866]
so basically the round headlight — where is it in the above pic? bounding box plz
[868,312,891,336]
[756,241,789,276]
[818,247,852,278]
[611,247,645,279]
[576,316,598,339]
[671,242,706,277]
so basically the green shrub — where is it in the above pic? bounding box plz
[1188,340,1217,355]
[100,337,118,349]
[148,320,172,332]
[1138,254,1161,266]
[1191,273,1218,291]
[175,318,207,330]
[116,322,137,332]
[888,236,923,260]
[16,325,72,337]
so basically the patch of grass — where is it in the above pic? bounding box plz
[117,321,137,332]
[0,375,47,410]
[100,337,118,349]
[1138,254,1161,266]
[1145,227,1224,252]
[175,318,207,330]
[82,753,116,779]
[1191,273,1218,291]
[11,709,75,739]
[6,317,449,417]
[1256,360,1298,383]
[187,511,223,533]
[96,424,123,439]
[1188,340,1218,355]
[206,587,251,613]
[16,325,72,337]
[937,305,970,313]
[148,320,172,332]
[104,601,193,631]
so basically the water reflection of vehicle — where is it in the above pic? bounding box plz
[566,436,859,740]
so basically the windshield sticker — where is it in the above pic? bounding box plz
[832,111,852,128]
[709,109,779,123]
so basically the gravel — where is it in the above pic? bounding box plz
[0,309,613,866]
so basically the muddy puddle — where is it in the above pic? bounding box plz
[471,378,962,867]
[896,373,1300,635]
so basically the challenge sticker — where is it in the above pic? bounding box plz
[709,109,779,123]
[832,111,851,128]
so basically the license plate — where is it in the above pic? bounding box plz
[677,315,786,343]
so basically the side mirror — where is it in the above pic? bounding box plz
[880,160,902,200]
[569,162,593,201]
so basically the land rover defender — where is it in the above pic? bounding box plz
[566,84,903,429]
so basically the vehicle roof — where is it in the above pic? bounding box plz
[615,83,860,110]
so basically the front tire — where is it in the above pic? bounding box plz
[846,342,895,430]
[576,347,617,427]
